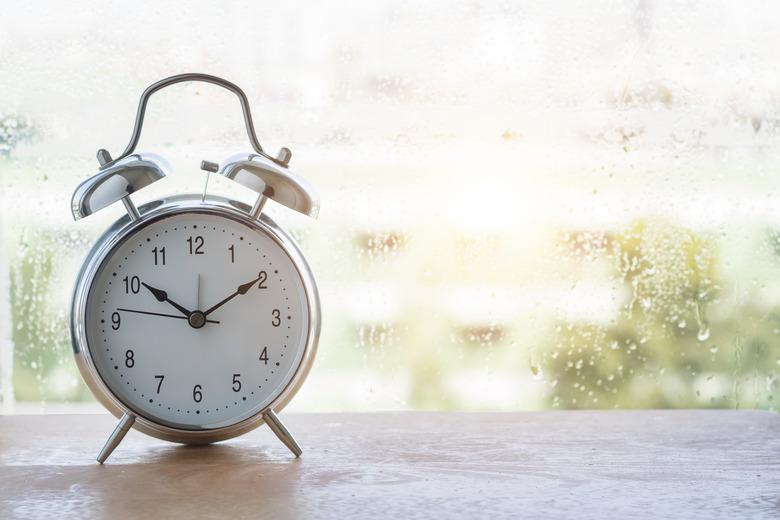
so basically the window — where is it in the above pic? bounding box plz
[1,2,778,413]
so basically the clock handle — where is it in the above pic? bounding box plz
[96,412,136,464]
[106,73,286,169]
[263,409,302,457]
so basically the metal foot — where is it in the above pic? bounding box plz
[263,409,302,457]
[96,413,135,464]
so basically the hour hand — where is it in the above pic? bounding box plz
[141,282,191,317]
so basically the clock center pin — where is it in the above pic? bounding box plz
[188,311,207,329]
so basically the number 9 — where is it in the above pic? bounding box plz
[111,311,121,330]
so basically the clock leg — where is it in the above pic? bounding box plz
[263,409,302,457]
[96,412,135,464]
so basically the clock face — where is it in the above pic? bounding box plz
[83,210,311,430]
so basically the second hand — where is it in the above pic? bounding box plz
[116,308,220,324]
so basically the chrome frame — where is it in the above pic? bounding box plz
[70,194,320,445]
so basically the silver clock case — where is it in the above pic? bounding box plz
[70,195,320,445]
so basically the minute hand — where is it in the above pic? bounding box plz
[203,273,264,317]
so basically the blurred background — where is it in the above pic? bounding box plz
[1,1,779,414]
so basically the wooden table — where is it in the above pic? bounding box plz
[0,411,778,519]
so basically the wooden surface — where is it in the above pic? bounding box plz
[0,411,778,519]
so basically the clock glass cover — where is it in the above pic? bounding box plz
[84,211,310,430]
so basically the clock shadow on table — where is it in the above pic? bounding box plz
[86,442,304,514]
[115,440,300,466]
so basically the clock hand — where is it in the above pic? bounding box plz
[141,282,192,317]
[116,307,220,324]
[203,272,264,317]
[197,273,201,310]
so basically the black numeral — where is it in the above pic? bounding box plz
[193,384,203,403]
[123,275,140,294]
[259,347,268,365]
[232,374,241,392]
[152,246,166,266]
[111,312,121,330]
[228,244,235,263]
[258,271,268,289]
[154,375,164,393]
[272,309,281,327]
[187,236,204,255]
[125,349,135,368]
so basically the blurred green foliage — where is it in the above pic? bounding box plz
[10,230,90,402]
[543,220,780,409]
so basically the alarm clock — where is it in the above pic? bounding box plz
[70,74,320,463]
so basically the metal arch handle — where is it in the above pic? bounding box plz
[111,73,277,165]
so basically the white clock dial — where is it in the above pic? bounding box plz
[84,211,310,429]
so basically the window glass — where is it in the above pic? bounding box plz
[1,2,778,412]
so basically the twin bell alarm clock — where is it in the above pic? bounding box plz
[70,73,320,463]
